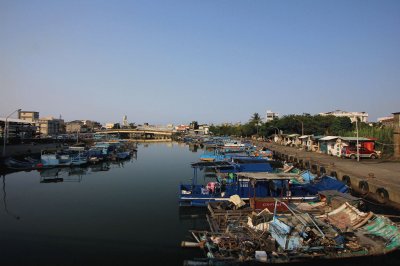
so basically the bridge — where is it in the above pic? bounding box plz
[95,127,174,139]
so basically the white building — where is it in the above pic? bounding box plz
[105,123,115,129]
[319,110,368,123]
[265,110,279,122]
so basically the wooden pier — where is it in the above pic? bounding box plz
[261,142,400,209]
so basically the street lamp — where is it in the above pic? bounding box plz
[2,108,21,157]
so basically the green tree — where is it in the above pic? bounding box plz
[330,117,352,135]
[250,113,262,124]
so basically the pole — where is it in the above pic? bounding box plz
[294,119,304,136]
[356,119,360,162]
[2,109,21,157]
[301,121,304,136]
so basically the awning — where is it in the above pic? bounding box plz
[319,136,339,141]
[236,172,300,180]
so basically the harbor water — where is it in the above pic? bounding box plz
[0,142,399,265]
[0,142,208,265]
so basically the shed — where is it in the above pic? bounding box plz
[318,136,340,155]
[298,135,312,150]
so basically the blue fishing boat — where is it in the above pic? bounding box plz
[179,160,278,207]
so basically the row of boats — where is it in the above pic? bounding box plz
[179,139,400,264]
[3,141,137,170]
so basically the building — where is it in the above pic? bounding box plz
[265,110,279,122]
[318,136,340,156]
[0,118,37,140]
[37,117,65,136]
[65,120,88,133]
[66,120,102,133]
[319,110,368,123]
[377,116,394,127]
[18,110,39,123]
[105,123,116,129]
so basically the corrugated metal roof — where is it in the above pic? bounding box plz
[339,137,374,141]
[0,118,33,124]
[237,172,299,180]
[319,136,339,141]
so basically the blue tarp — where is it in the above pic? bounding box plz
[303,176,348,194]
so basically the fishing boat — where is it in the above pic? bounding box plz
[3,157,41,170]
[179,161,283,207]
[41,151,72,167]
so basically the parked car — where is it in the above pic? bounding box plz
[341,146,379,159]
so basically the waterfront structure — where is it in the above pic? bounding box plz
[319,110,368,123]
[265,110,279,122]
[18,110,39,123]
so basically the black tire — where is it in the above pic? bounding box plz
[350,154,356,160]
[358,181,369,195]
[370,154,377,159]
[342,176,351,187]
[376,188,389,204]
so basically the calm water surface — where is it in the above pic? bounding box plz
[0,142,208,265]
[1,142,399,266]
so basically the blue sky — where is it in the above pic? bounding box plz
[1,0,399,125]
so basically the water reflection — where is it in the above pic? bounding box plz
[37,153,137,184]
[39,167,87,183]
[1,175,21,220]
[0,144,209,265]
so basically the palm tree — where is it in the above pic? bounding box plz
[250,113,262,136]
[250,113,262,124]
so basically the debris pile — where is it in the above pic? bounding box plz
[183,198,400,264]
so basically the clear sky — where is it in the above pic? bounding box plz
[1,0,399,125]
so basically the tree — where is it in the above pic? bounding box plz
[331,117,352,135]
[250,113,262,125]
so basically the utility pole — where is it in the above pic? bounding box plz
[294,118,304,136]
[356,119,360,162]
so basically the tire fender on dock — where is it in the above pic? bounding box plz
[358,180,369,195]
[342,175,351,187]
[376,188,389,204]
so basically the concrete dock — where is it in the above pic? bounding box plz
[261,142,400,209]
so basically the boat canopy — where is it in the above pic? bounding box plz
[236,172,300,180]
